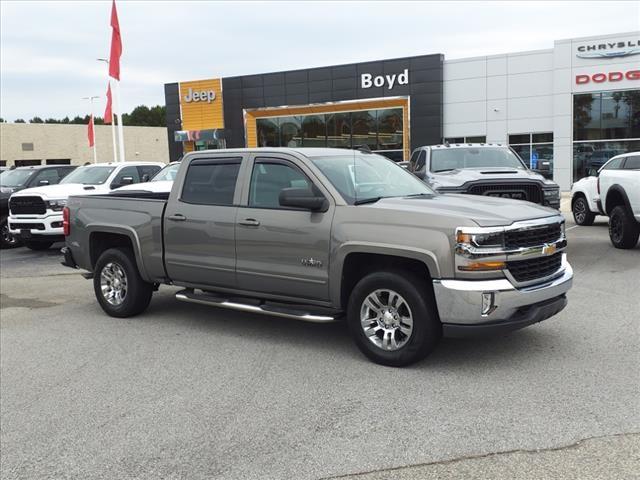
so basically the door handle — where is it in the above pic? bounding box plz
[168,213,187,221]
[239,218,260,227]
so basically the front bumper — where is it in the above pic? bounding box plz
[8,213,63,238]
[433,257,573,336]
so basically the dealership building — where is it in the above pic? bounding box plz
[164,31,639,190]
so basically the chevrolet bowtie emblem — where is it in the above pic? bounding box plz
[542,244,557,256]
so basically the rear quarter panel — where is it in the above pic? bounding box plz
[66,195,166,281]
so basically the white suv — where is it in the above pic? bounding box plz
[596,152,640,249]
[8,162,163,250]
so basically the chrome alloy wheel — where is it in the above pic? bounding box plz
[360,289,413,351]
[100,262,128,306]
[573,198,587,224]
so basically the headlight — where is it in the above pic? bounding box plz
[456,229,504,248]
[46,199,67,211]
[543,188,560,199]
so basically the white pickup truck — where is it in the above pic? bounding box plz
[596,152,640,249]
[8,162,163,250]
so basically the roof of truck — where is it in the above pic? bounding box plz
[428,143,505,149]
[185,147,380,158]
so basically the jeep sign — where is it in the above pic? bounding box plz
[183,88,216,103]
[361,69,409,89]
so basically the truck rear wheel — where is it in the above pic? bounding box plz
[93,248,153,317]
[0,218,21,249]
[609,205,640,249]
[346,270,441,367]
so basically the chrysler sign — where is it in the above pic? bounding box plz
[576,39,640,59]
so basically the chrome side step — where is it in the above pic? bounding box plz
[175,289,337,323]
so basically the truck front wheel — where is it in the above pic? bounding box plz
[93,248,153,317]
[609,205,640,249]
[347,270,441,367]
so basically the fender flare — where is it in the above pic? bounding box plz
[604,184,632,215]
[330,242,442,306]
[86,223,150,282]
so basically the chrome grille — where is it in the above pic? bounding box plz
[505,223,562,249]
[9,196,46,215]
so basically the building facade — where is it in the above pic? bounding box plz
[164,31,639,190]
[0,124,169,167]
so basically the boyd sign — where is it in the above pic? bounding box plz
[183,88,216,103]
[361,69,409,90]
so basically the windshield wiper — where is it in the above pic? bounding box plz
[433,168,455,173]
[354,196,383,205]
[404,193,432,198]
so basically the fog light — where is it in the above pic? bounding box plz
[482,292,496,316]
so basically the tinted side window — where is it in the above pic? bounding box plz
[416,150,427,171]
[56,167,75,180]
[602,157,624,170]
[181,160,241,206]
[623,156,640,170]
[33,168,62,185]
[137,165,161,179]
[249,161,311,209]
[112,166,141,186]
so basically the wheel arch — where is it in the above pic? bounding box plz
[87,225,149,281]
[605,185,632,216]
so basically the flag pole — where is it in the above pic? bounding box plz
[97,60,118,163]
[114,80,126,163]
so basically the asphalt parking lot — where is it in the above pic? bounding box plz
[1,216,639,479]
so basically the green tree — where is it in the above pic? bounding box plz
[15,118,26,123]
[0,118,5,123]
[29,116,44,123]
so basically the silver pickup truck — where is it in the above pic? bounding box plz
[62,148,573,366]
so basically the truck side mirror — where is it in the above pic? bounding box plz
[141,174,150,182]
[279,187,327,212]
[414,169,426,180]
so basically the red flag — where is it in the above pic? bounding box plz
[88,115,95,147]
[104,83,113,124]
[108,0,122,80]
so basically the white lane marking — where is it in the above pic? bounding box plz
[566,225,580,231]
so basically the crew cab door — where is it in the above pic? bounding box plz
[235,154,334,301]
[163,155,246,288]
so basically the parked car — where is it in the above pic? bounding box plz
[1,164,76,248]
[8,162,163,250]
[596,152,640,249]
[570,168,601,226]
[62,148,572,367]
[407,144,561,209]
[114,161,180,194]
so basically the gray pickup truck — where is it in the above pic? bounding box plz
[62,148,573,366]
[408,144,561,209]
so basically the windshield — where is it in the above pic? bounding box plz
[311,153,433,205]
[60,166,116,185]
[430,147,526,172]
[0,169,36,187]
[151,163,180,182]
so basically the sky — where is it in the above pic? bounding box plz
[1,0,639,122]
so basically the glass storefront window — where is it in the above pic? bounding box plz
[573,89,640,182]
[572,140,640,181]
[301,115,326,147]
[351,110,377,149]
[326,112,352,148]
[444,136,486,144]
[377,108,403,151]
[257,118,279,147]
[280,116,302,147]
[509,132,554,179]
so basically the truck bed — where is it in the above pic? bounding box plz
[66,194,168,281]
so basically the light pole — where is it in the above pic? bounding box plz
[82,95,99,163]
[97,58,119,163]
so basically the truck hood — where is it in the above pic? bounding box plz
[428,167,554,189]
[369,193,560,227]
[9,183,108,200]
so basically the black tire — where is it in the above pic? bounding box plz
[346,270,441,367]
[25,241,54,251]
[0,218,21,249]
[572,195,595,226]
[609,205,640,249]
[93,247,153,317]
